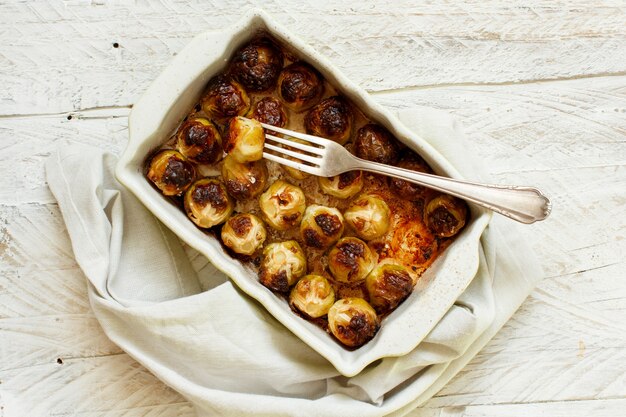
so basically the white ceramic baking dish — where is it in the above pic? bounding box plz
[116,9,491,377]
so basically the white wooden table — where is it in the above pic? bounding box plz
[1,2,625,416]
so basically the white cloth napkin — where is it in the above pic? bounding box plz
[45,107,542,417]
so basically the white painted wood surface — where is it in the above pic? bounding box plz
[1,1,625,416]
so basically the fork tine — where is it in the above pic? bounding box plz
[260,122,328,146]
[265,134,322,155]
[263,152,319,175]
[264,143,322,165]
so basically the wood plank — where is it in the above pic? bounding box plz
[410,398,626,417]
[1,1,625,114]
[0,354,191,417]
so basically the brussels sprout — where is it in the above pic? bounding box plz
[365,263,413,314]
[318,171,363,199]
[300,205,344,249]
[247,97,288,131]
[344,194,391,240]
[230,38,283,92]
[289,274,335,318]
[328,297,379,347]
[259,180,306,231]
[259,240,307,293]
[221,155,268,201]
[389,155,430,200]
[147,150,196,196]
[184,178,233,228]
[175,117,223,164]
[354,124,399,164]
[304,96,353,145]
[328,237,376,284]
[424,194,468,237]
[277,62,324,112]
[201,76,250,121]
[220,213,267,256]
[224,116,265,163]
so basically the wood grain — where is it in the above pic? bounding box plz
[1,1,625,416]
[1,1,626,114]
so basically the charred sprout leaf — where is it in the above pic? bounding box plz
[424,194,468,237]
[221,155,268,201]
[289,274,335,318]
[300,204,345,249]
[247,97,288,130]
[259,240,307,293]
[259,180,306,231]
[304,96,353,145]
[318,171,363,199]
[328,298,379,348]
[221,213,267,256]
[147,150,196,196]
[365,263,413,314]
[184,178,233,228]
[225,116,265,163]
[176,117,223,164]
[202,76,250,121]
[277,62,324,112]
[328,237,376,284]
[230,38,283,92]
[354,124,400,164]
[344,194,391,240]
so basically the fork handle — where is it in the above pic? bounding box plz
[355,158,551,224]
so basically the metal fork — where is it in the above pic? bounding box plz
[260,122,551,224]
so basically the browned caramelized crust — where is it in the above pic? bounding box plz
[355,124,400,164]
[305,96,353,144]
[229,215,252,236]
[231,37,283,92]
[147,150,196,196]
[192,181,228,208]
[248,97,287,128]
[177,119,223,164]
[366,264,413,313]
[336,310,378,347]
[277,62,323,111]
[202,76,250,120]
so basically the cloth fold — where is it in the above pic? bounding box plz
[45,107,542,417]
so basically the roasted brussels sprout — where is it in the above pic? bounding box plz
[277,62,324,112]
[230,38,283,92]
[221,213,267,256]
[225,117,265,163]
[247,97,288,131]
[259,240,307,293]
[201,76,250,121]
[259,180,306,230]
[344,194,391,240]
[318,171,363,199]
[424,194,468,237]
[184,178,233,228]
[365,263,413,314]
[289,275,335,318]
[304,96,353,145]
[147,150,196,196]
[175,117,223,164]
[328,298,379,348]
[221,155,268,201]
[354,124,400,164]
[389,155,430,200]
[328,237,376,284]
[300,205,344,249]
